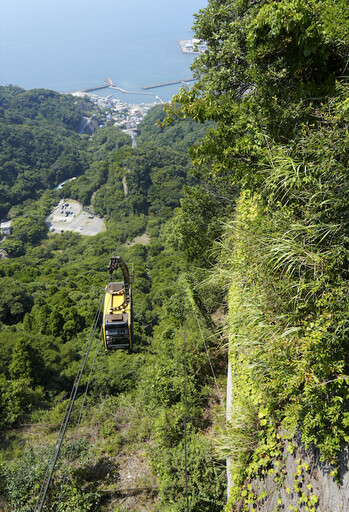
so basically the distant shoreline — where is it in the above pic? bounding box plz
[70,76,195,97]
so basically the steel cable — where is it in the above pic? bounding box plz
[35,377,79,510]
[36,179,130,510]
[36,290,106,512]
[192,309,221,398]
[115,181,129,255]
[183,299,190,512]
[55,328,104,511]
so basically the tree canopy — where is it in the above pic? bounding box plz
[0,85,225,511]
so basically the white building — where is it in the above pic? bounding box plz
[0,221,11,236]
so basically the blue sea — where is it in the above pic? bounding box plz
[0,0,207,104]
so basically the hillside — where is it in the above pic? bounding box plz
[0,87,225,512]
[1,1,349,509]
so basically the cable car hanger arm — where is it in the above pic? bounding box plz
[107,255,130,303]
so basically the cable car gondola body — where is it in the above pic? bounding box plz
[103,255,133,350]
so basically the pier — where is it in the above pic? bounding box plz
[78,77,115,93]
[79,84,110,93]
[141,78,194,90]
[109,85,154,96]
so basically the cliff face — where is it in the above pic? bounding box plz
[226,358,349,511]
[79,116,99,135]
[228,436,349,511]
[163,5,349,508]
[221,190,349,511]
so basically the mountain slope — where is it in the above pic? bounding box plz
[0,87,226,512]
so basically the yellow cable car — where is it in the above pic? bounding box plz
[103,255,133,350]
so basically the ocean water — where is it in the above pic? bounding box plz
[0,0,207,103]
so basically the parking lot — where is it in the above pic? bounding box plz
[46,200,106,236]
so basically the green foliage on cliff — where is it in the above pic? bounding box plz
[0,86,91,130]
[0,86,119,218]
[165,0,349,509]
[0,86,91,217]
[138,104,214,152]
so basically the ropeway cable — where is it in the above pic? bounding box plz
[35,373,80,510]
[114,180,129,255]
[37,295,103,511]
[183,299,190,512]
[36,172,131,510]
[36,305,104,508]
[181,280,223,512]
[35,329,95,512]
[192,308,221,398]
[37,293,104,511]
[36,290,106,512]
[55,327,104,511]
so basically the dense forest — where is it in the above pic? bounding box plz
[1,0,349,511]
[0,86,225,512]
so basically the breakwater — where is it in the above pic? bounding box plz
[79,77,115,93]
[73,77,195,96]
[141,78,194,90]
[109,86,154,96]
[79,84,110,93]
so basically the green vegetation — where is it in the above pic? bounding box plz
[2,1,348,509]
[165,0,349,509]
[0,87,225,511]
[0,86,94,217]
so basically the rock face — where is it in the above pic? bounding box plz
[232,437,349,511]
[79,116,99,135]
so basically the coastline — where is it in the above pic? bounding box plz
[72,90,161,144]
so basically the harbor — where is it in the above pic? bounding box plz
[109,86,154,96]
[73,76,195,97]
[1,0,207,104]
[179,38,208,53]
[71,89,158,147]
[69,36,204,101]
[70,71,197,145]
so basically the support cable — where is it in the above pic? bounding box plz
[36,291,106,512]
[35,375,79,510]
[192,309,221,398]
[55,328,104,511]
[183,299,190,512]
[37,174,131,511]
[36,333,93,511]
[114,180,129,255]
[181,277,223,512]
